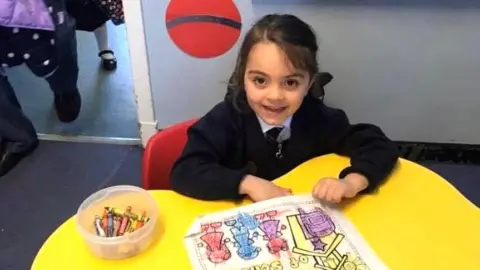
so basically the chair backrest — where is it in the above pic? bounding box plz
[142,118,198,190]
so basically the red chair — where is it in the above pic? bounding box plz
[142,118,198,190]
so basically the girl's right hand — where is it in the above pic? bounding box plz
[239,175,292,202]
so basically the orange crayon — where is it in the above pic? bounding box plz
[101,209,108,232]
[135,211,147,230]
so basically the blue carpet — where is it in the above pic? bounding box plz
[0,141,142,270]
[0,141,478,270]
[423,162,480,207]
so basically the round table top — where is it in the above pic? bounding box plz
[31,154,480,269]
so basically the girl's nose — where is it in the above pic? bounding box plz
[266,86,285,101]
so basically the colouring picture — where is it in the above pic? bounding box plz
[184,195,389,270]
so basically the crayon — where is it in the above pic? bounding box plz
[124,206,133,233]
[94,216,106,237]
[107,212,114,237]
[119,215,129,236]
[128,219,138,233]
[125,206,140,220]
[104,207,138,220]
[125,218,133,232]
[125,206,132,216]
[101,209,108,232]
[113,216,121,237]
[135,211,146,230]
[104,207,123,216]
[97,206,150,237]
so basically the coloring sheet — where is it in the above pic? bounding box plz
[184,194,389,270]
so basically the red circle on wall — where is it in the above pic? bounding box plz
[165,0,242,59]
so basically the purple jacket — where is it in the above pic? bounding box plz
[0,0,54,30]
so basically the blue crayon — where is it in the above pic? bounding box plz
[107,212,114,237]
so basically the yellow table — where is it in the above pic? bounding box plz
[31,154,480,270]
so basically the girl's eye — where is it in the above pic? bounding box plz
[284,79,299,89]
[253,77,267,86]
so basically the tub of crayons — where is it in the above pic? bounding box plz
[75,185,158,260]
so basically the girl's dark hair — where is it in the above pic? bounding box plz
[225,14,331,111]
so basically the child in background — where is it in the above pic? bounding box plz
[66,0,124,71]
[170,14,399,203]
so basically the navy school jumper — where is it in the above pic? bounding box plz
[170,94,399,201]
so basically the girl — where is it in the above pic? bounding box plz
[66,0,125,71]
[170,14,399,203]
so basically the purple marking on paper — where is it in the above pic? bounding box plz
[297,207,335,251]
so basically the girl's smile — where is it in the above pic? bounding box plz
[262,105,288,116]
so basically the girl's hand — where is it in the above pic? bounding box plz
[239,175,292,202]
[312,173,368,203]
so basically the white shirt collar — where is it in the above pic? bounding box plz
[257,115,292,134]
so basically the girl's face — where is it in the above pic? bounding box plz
[244,42,312,126]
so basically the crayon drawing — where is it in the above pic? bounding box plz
[198,222,232,263]
[184,195,389,270]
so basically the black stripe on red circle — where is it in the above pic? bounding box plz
[166,15,242,30]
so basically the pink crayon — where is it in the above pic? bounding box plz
[118,216,129,236]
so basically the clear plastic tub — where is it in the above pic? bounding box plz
[75,185,159,260]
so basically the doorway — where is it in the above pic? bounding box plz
[5,22,140,145]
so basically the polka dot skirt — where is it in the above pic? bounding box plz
[0,26,59,77]
[92,0,125,26]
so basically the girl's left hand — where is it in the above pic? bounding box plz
[312,173,368,203]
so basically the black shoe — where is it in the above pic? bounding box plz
[0,141,38,177]
[99,50,117,71]
[54,89,81,123]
